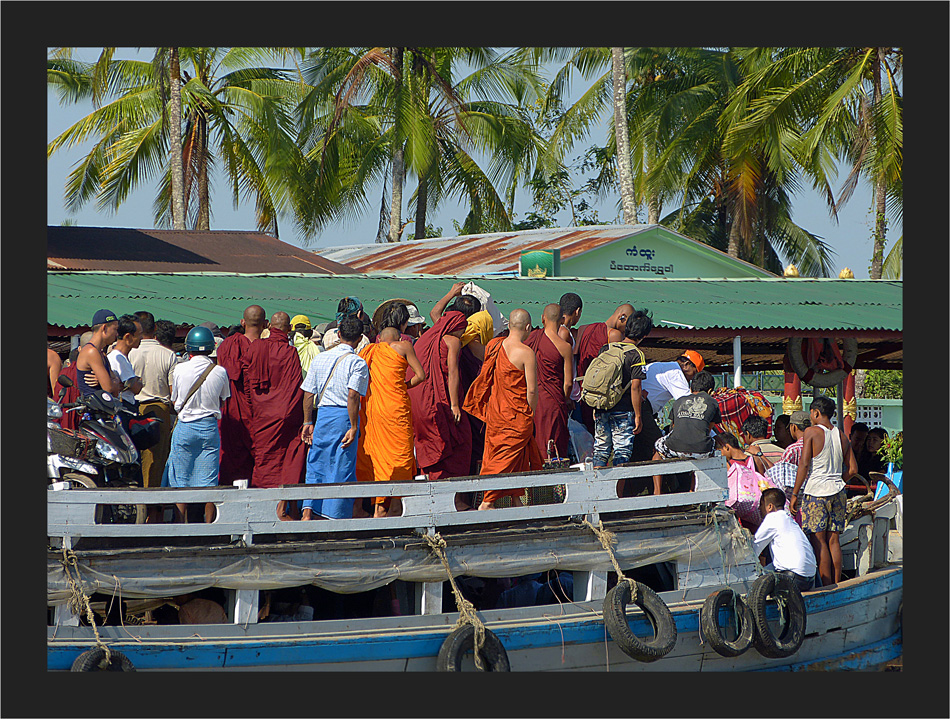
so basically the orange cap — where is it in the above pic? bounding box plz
[678,349,705,373]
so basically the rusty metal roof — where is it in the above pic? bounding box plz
[47,226,356,275]
[317,224,772,277]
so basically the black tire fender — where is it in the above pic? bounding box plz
[436,624,510,671]
[70,647,136,672]
[700,588,755,658]
[603,579,677,662]
[748,573,807,659]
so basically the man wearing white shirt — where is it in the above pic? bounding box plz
[300,317,370,520]
[627,350,704,467]
[107,314,145,407]
[753,487,818,591]
[163,326,230,523]
[129,311,180,501]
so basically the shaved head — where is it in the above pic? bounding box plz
[270,311,291,331]
[378,326,400,343]
[609,304,635,329]
[243,305,266,327]
[509,308,531,331]
[543,303,561,324]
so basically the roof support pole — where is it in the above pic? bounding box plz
[837,379,845,432]
[733,335,742,388]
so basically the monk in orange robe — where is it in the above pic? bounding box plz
[575,304,633,436]
[463,309,544,510]
[357,327,426,517]
[525,303,574,460]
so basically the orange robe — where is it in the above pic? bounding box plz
[358,342,416,506]
[462,337,543,504]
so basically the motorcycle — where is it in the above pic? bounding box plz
[48,375,156,524]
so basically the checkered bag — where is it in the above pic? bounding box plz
[712,387,774,438]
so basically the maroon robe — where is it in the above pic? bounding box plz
[243,327,307,488]
[215,332,254,485]
[406,311,472,479]
[525,328,571,460]
[576,322,609,436]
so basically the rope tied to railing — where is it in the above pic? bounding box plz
[579,517,637,603]
[61,545,111,668]
[421,531,487,670]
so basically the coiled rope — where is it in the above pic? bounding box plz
[421,531,487,670]
[579,517,637,603]
[61,545,112,668]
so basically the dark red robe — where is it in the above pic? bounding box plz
[575,322,609,436]
[407,311,472,479]
[243,327,307,488]
[215,332,255,485]
[525,328,571,460]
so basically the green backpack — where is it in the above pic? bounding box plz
[579,342,646,410]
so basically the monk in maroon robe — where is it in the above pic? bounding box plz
[526,304,574,460]
[216,305,266,485]
[244,313,307,519]
[406,311,472,481]
[575,304,633,436]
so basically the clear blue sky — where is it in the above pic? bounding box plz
[47,47,898,278]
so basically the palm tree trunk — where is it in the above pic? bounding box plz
[611,47,637,226]
[647,195,661,224]
[196,113,210,230]
[869,47,887,280]
[389,146,405,242]
[727,214,741,258]
[168,48,186,230]
[414,174,428,240]
[388,47,405,243]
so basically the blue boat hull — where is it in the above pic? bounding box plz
[48,565,901,672]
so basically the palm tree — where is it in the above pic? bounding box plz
[294,47,544,243]
[560,47,835,275]
[611,48,637,224]
[722,47,902,278]
[48,47,306,233]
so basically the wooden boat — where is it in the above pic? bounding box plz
[47,456,902,671]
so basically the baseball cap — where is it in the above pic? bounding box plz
[405,304,426,326]
[678,349,705,373]
[790,410,811,426]
[290,314,311,330]
[92,309,118,325]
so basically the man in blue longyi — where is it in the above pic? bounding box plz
[300,316,370,520]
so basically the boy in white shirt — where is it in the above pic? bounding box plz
[753,487,818,591]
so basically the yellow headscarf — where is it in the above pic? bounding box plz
[460,310,494,347]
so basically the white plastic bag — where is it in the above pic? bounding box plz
[461,281,506,335]
[568,417,594,464]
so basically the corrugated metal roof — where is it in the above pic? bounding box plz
[47,272,902,334]
[318,224,773,277]
[47,226,356,275]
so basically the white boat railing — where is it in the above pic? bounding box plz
[48,455,729,544]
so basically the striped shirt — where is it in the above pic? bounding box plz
[301,343,369,408]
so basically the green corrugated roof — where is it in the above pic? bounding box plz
[47,272,902,332]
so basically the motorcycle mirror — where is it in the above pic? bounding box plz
[58,374,74,388]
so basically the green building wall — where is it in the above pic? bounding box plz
[561,227,773,279]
